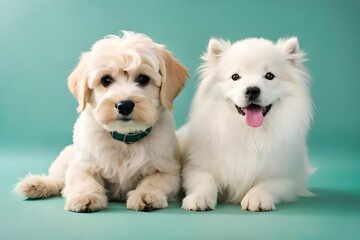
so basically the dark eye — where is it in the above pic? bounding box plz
[265,72,275,80]
[231,74,241,81]
[135,74,150,86]
[100,75,114,87]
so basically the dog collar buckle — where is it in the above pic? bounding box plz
[122,133,129,144]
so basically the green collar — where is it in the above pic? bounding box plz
[110,127,152,144]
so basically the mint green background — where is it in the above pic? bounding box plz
[0,0,359,239]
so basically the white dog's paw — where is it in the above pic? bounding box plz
[126,190,168,211]
[64,193,107,213]
[241,189,275,212]
[182,194,216,211]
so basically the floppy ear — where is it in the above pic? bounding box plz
[68,52,91,112]
[204,38,231,62]
[159,48,188,111]
[277,37,306,66]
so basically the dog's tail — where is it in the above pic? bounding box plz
[14,145,74,198]
[297,157,318,198]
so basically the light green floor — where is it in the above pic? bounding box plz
[1,144,359,240]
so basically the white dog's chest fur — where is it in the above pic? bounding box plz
[71,108,176,200]
[185,97,308,203]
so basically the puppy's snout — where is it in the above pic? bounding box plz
[245,87,261,101]
[115,100,135,116]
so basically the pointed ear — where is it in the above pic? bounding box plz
[205,38,231,62]
[158,47,188,111]
[68,52,91,112]
[277,37,305,66]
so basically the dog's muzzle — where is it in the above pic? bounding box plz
[115,100,134,121]
[233,86,273,127]
[245,87,261,102]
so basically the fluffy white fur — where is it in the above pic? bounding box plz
[178,36,313,211]
[15,31,188,212]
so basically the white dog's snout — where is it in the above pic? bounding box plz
[245,86,261,101]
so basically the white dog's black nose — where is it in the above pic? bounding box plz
[245,87,261,101]
[115,100,135,115]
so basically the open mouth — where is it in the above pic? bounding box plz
[235,103,272,128]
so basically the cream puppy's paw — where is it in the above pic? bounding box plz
[64,193,107,213]
[241,188,275,212]
[182,193,216,211]
[126,190,168,211]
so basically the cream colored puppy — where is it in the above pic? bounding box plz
[15,31,188,212]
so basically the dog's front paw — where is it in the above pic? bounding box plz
[182,193,216,211]
[126,190,168,211]
[64,193,107,213]
[241,189,275,212]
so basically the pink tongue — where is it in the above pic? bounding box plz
[244,105,264,128]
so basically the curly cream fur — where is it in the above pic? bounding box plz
[15,31,188,212]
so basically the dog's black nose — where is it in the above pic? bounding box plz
[115,100,135,115]
[245,87,261,101]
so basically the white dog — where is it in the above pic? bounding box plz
[178,36,313,211]
[15,31,188,212]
